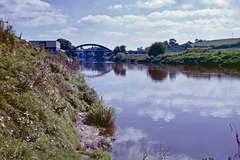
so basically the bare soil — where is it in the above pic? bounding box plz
[75,112,105,151]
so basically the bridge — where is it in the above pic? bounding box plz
[67,43,113,60]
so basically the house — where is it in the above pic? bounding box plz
[30,40,61,51]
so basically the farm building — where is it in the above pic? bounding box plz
[30,40,61,51]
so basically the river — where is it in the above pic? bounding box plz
[79,61,240,160]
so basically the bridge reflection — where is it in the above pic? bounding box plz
[79,61,113,78]
[79,62,127,78]
[79,62,240,82]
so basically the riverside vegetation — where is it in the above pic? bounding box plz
[110,46,240,67]
[0,19,115,159]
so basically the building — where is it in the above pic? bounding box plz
[30,40,60,51]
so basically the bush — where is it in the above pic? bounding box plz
[87,104,115,128]
[115,52,125,61]
[148,42,166,57]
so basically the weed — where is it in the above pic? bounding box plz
[0,18,114,159]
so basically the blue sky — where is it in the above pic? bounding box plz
[1,0,240,50]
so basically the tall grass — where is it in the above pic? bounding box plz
[0,18,115,159]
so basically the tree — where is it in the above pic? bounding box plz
[148,42,166,57]
[113,46,120,55]
[113,45,127,55]
[57,38,72,50]
[169,38,178,47]
[120,45,126,53]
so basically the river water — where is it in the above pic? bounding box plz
[79,62,240,160]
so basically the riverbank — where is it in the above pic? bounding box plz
[0,22,115,159]
[109,48,240,67]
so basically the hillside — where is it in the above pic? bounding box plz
[0,20,114,159]
[191,38,240,48]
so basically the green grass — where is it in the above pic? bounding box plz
[191,38,240,48]
[157,49,240,66]
[0,19,115,159]
[111,49,240,67]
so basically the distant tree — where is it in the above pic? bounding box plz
[137,47,143,51]
[57,38,72,50]
[113,46,121,55]
[169,38,178,47]
[195,39,203,43]
[163,40,168,47]
[113,45,127,55]
[145,47,150,53]
[120,45,126,53]
[148,42,166,57]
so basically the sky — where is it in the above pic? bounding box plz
[1,0,240,50]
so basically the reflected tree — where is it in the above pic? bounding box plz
[147,65,168,82]
[113,63,126,76]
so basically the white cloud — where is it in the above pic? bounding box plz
[136,0,176,8]
[108,4,123,10]
[200,0,229,7]
[147,9,234,19]
[127,19,179,29]
[78,8,235,31]
[0,0,66,27]
[104,31,128,38]
[181,4,194,10]
[138,108,176,122]
[119,15,148,22]
[116,127,147,143]
[78,15,117,25]
[0,0,50,12]
[36,27,79,39]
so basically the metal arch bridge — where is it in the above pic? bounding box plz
[67,43,113,54]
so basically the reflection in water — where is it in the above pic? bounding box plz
[80,62,240,81]
[147,65,168,82]
[80,62,240,159]
[79,61,113,77]
[113,63,126,76]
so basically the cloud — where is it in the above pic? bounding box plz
[108,4,123,10]
[78,8,235,30]
[138,108,176,122]
[147,9,234,19]
[78,15,117,25]
[181,4,194,10]
[36,27,79,39]
[0,0,66,27]
[104,31,128,38]
[116,127,147,143]
[200,0,229,7]
[136,0,176,8]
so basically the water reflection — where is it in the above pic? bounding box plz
[79,61,113,77]
[80,62,240,81]
[113,63,126,76]
[79,62,240,159]
[147,65,168,82]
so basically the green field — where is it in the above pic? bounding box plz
[191,38,240,48]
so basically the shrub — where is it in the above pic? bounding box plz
[87,104,115,128]
[115,52,125,61]
[148,42,166,57]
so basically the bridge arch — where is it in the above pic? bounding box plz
[69,43,113,54]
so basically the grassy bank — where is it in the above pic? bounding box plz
[110,49,240,67]
[0,20,114,159]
